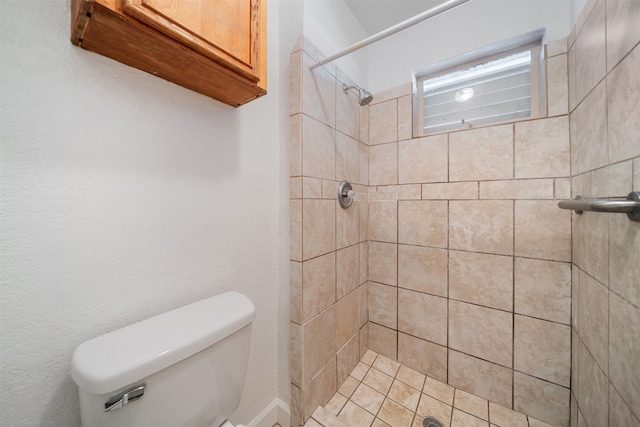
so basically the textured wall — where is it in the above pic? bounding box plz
[364,40,573,426]
[0,1,287,425]
[568,0,640,426]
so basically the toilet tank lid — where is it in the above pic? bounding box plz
[71,291,256,395]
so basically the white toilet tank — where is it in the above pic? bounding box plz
[71,291,255,427]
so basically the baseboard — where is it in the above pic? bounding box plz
[248,398,290,427]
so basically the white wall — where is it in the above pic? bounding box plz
[302,0,369,87]
[0,0,290,426]
[368,0,572,93]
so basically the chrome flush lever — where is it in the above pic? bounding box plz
[104,384,146,412]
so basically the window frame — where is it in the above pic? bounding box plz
[413,31,544,137]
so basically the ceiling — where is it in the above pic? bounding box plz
[343,0,451,35]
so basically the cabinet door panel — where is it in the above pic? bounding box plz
[123,0,259,82]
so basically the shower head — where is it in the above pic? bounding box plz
[343,84,374,106]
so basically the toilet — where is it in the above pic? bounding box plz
[71,291,255,427]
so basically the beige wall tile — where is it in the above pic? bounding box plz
[398,200,448,248]
[291,322,302,387]
[398,135,448,184]
[370,99,398,145]
[608,44,640,163]
[547,54,569,116]
[609,213,640,308]
[609,292,640,416]
[515,116,570,178]
[448,350,513,408]
[398,244,448,298]
[369,142,398,185]
[635,158,640,191]
[574,0,606,104]
[359,143,369,185]
[555,178,571,199]
[302,306,336,386]
[398,95,413,141]
[336,200,358,250]
[369,322,397,360]
[302,200,336,260]
[359,323,369,359]
[291,261,302,325]
[291,200,302,261]
[290,113,302,175]
[303,358,337,420]
[515,200,571,261]
[609,384,640,427]
[373,84,412,104]
[302,115,336,180]
[336,132,359,184]
[449,300,513,367]
[570,80,607,175]
[337,289,359,350]
[358,241,368,285]
[606,0,640,72]
[450,200,513,255]
[369,201,397,243]
[398,333,447,383]
[291,383,304,427]
[337,332,359,387]
[539,56,548,119]
[369,242,397,286]
[360,105,370,145]
[514,315,571,387]
[577,337,608,427]
[359,199,369,243]
[398,289,447,346]
[368,282,397,329]
[301,52,336,128]
[449,250,513,312]
[291,177,302,199]
[568,44,577,113]
[336,245,358,300]
[302,253,336,322]
[547,37,568,57]
[302,177,322,199]
[571,329,579,402]
[289,51,302,115]
[336,75,359,140]
[376,184,422,200]
[572,270,580,331]
[578,272,608,374]
[479,179,554,200]
[449,125,514,182]
[591,160,633,198]
[573,207,608,283]
[422,182,479,200]
[358,282,368,328]
[514,258,571,324]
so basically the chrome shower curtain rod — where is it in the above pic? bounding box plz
[309,0,472,70]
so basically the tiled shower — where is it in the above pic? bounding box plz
[289,0,640,425]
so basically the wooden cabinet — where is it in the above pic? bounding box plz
[71,0,266,107]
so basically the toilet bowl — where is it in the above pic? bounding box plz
[71,291,256,427]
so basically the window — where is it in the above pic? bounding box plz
[415,32,543,135]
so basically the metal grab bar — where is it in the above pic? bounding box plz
[558,192,640,222]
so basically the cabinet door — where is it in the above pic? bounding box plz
[123,0,261,83]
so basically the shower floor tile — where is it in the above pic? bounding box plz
[303,350,556,427]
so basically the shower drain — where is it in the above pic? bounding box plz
[422,416,444,427]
